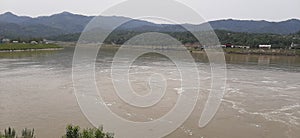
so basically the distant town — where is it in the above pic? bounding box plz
[1,38,52,45]
[0,38,62,51]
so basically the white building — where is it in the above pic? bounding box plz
[2,38,10,43]
[235,45,250,49]
[291,42,300,49]
[259,45,271,49]
[30,41,38,44]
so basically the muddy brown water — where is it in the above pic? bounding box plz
[0,47,299,137]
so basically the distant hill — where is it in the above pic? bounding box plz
[0,12,159,38]
[0,22,63,38]
[0,12,300,38]
[208,19,300,34]
[0,12,32,24]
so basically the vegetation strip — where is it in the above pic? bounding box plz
[0,125,114,138]
[0,43,63,51]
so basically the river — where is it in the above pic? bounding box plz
[0,46,299,138]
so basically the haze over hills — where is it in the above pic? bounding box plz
[0,12,300,38]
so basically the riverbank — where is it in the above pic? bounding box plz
[189,48,300,56]
[0,43,63,52]
[27,42,300,57]
[223,48,300,56]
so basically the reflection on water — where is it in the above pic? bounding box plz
[0,47,299,138]
[192,52,300,70]
[1,47,299,70]
[225,54,300,69]
[257,56,270,65]
[192,52,300,72]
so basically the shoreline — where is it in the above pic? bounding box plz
[224,51,300,57]
[0,43,64,52]
[224,49,300,56]
[0,48,64,53]
[190,48,300,57]
[8,41,298,57]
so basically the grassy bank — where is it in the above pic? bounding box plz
[187,47,300,56]
[223,48,300,56]
[0,43,63,51]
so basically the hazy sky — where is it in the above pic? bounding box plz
[0,0,299,23]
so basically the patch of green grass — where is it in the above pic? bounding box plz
[0,43,62,51]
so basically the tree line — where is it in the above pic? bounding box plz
[47,30,300,48]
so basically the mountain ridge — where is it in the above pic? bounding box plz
[0,12,300,38]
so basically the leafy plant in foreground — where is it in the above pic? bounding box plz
[63,125,114,138]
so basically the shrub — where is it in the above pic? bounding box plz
[63,125,114,138]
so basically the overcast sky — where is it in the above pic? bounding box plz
[0,0,299,23]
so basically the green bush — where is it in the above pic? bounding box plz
[63,125,114,138]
